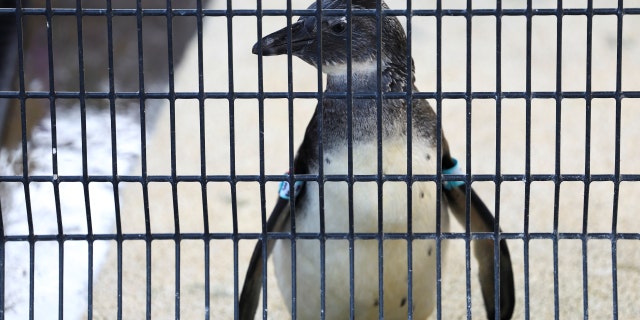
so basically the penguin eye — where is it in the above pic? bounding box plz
[330,21,347,34]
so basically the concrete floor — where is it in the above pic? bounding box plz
[91,0,640,319]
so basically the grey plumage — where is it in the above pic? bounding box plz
[241,0,515,319]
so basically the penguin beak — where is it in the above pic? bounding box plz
[252,20,314,56]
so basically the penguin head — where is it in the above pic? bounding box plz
[252,0,407,76]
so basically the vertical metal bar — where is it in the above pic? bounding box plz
[435,1,444,319]
[256,10,266,273]
[610,1,624,319]
[52,17,63,320]
[45,0,65,316]
[254,0,268,318]
[194,0,210,319]
[253,1,269,318]
[404,1,414,318]
[374,1,384,319]
[225,0,240,318]
[494,1,504,318]
[523,1,533,320]
[163,0,182,318]
[581,1,594,318]
[76,2,98,319]
[345,1,355,319]
[46,2,67,319]
[135,0,152,318]
[552,1,563,319]
[464,0,473,318]
[100,0,120,318]
[14,1,35,318]
[314,1,327,319]
[284,1,298,318]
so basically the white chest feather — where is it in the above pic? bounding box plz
[273,139,450,319]
[308,139,439,233]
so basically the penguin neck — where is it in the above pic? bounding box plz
[316,64,414,147]
[323,61,412,95]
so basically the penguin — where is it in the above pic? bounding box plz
[240,0,515,319]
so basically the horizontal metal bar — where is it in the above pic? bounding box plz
[1,173,639,183]
[1,7,639,17]
[3,232,639,242]
[1,90,639,100]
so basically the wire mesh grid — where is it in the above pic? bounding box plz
[0,0,639,319]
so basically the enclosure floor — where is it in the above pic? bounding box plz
[91,0,640,319]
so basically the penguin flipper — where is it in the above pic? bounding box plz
[239,197,291,320]
[443,174,516,320]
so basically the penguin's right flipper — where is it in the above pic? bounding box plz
[442,155,515,320]
[239,197,291,320]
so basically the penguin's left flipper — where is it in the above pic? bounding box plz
[442,158,516,320]
[239,197,291,320]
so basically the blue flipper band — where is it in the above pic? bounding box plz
[443,158,465,190]
[278,178,304,200]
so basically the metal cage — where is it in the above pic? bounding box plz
[1,0,639,319]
